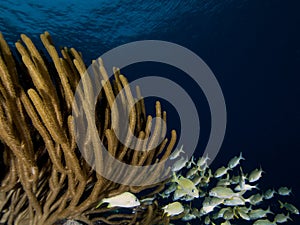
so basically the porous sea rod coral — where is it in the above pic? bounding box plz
[0,32,176,225]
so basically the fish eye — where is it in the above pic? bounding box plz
[192,189,195,193]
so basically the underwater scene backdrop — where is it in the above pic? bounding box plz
[0,0,300,224]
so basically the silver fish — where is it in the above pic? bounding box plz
[162,202,184,217]
[214,166,230,178]
[200,205,216,214]
[223,196,246,206]
[197,154,210,168]
[278,187,292,196]
[248,167,264,183]
[172,156,189,172]
[253,219,275,225]
[234,183,258,192]
[274,213,292,223]
[186,166,199,179]
[248,193,264,205]
[173,189,186,201]
[264,189,276,199]
[96,192,140,208]
[159,192,170,199]
[192,174,202,186]
[164,182,177,195]
[249,207,273,220]
[140,196,156,205]
[203,196,224,208]
[214,207,230,219]
[216,174,231,186]
[210,187,240,199]
[169,145,184,160]
[236,207,250,220]
[173,173,199,198]
[279,201,299,215]
[228,152,245,169]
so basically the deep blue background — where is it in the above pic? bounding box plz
[1,0,299,224]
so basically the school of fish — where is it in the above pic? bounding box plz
[161,148,299,224]
[95,146,299,225]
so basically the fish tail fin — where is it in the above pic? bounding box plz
[172,172,178,183]
[191,156,196,165]
[259,165,265,174]
[233,209,239,218]
[244,197,251,203]
[278,200,284,208]
[267,206,274,214]
[225,173,230,180]
[179,145,184,154]
[287,213,293,221]
[239,166,244,176]
[239,152,245,160]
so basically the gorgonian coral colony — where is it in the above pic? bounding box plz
[0,32,176,225]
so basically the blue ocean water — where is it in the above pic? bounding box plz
[1,0,300,224]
